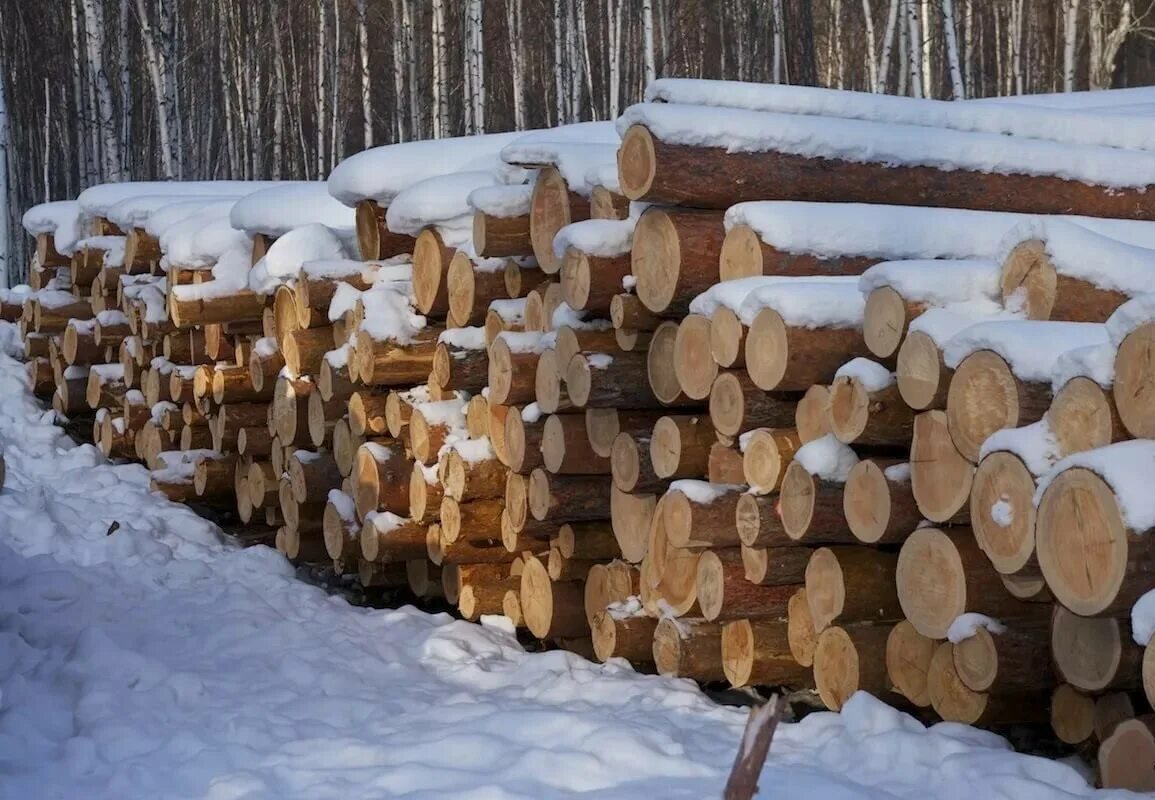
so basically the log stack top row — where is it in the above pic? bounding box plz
[16,79,1155,793]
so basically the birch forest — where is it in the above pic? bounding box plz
[1,0,1153,270]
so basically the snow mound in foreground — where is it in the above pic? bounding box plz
[0,321,1122,799]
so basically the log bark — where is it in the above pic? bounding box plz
[649,414,714,480]
[519,554,588,639]
[472,210,532,258]
[353,329,438,387]
[585,408,665,460]
[566,350,661,409]
[542,413,611,475]
[617,122,1155,219]
[359,515,427,563]
[591,611,657,664]
[722,619,812,688]
[718,223,879,282]
[447,252,509,327]
[610,293,661,332]
[529,167,590,275]
[353,441,410,518]
[696,549,799,622]
[356,200,416,259]
[828,376,913,447]
[742,428,802,495]
[805,547,902,632]
[487,335,541,406]
[734,493,791,548]
[561,248,631,314]
[842,459,921,545]
[440,497,504,544]
[432,341,488,392]
[652,617,725,681]
[610,432,664,494]
[709,371,798,438]
[952,618,1054,693]
[528,469,611,523]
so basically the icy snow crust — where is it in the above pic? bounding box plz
[21,200,83,256]
[0,321,1132,797]
[942,320,1109,382]
[858,259,1000,305]
[645,79,1155,153]
[620,102,1155,189]
[76,181,282,220]
[229,182,355,237]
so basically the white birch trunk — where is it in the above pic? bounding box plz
[135,0,177,178]
[941,0,965,98]
[606,0,622,117]
[331,0,341,168]
[474,0,486,132]
[920,0,932,97]
[642,0,656,89]
[1090,0,1133,90]
[575,0,592,118]
[355,0,372,145]
[904,0,923,97]
[771,0,784,84]
[1062,0,1081,92]
[862,0,879,92]
[507,0,526,129]
[273,26,286,178]
[43,79,51,200]
[82,0,122,181]
[431,0,448,137]
[0,72,10,287]
[389,0,407,141]
[877,0,900,92]
[118,0,130,151]
[963,0,973,93]
[315,0,327,175]
[553,0,564,124]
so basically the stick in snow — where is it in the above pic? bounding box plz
[723,695,783,800]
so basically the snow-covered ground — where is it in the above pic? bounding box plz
[0,321,1135,798]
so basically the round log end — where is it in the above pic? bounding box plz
[631,209,680,314]
[744,308,789,391]
[895,527,967,640]
[945,350,1020,462]
[842,459,891,545]
[970,451,1037,575]
[617,124,656,202]
[708,371,745,438]
[813,626,859,711]
[795,384,831,443]
[1050,683,1095,745]
[828,375,871,445]
[673,314,717,400]
[647,321,684,405]
[564,353,592,409]
[1051,604,1125,693]
[803,547,843,632]
[1098,718,1155,792]
[411,229,447,314]
[910,410,973,524]
[885,620,935,707]
[896,330,945,411]
[927,641,988,724]
[721,619,755,687]
[1050,376,1119,457]
[951,626,998,693]
[863,286,909,360]
[1113,321,1155,439]
[999,239,1054,321]
[778,461,815,541]
[717,224,764,282]
[709,306,745,368]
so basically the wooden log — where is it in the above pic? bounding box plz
[359,513,427,563]
[408,461,443,525]
[1036,466,1155,617]
[970,450,1039,577]
[212,364,271,404]
[529,167,590,275]
[528,469,611,523]
[741,427,802,495]
[591,611,657,665]
[287,451,342,505]
[708,442,746,485]
[1000,238,1132,323]
[794,384,831,443]
[610,487,656,564]
[895,330,951,411]
[169,287,265,329]
[1098,717,1155,793]
[441,448,504,502]
[519,554,588,639]
[1050,683,1096,745]
[909,410,973,523]
[862,285,922,361]
[431,340,488,393]
[36,231,68,267]
[610,293,661,333]
[630,208,726,315]
[440,497,504,544]
[946,350,1052,462]
[447,253,508,327]
[533,348,571,415]
[717,223,880,282]
[1050,606,1144,693]
[458,576,520,621]
[645,414,710,480]
[193,453,237,499]
[410,228,455,315]
[663,483,743,549]
[502,406,545,474]
[472,209,531,258]
[778,461,858,544]
[708,371,797,439]
[645,320,697,407]
[582,558,637,623]
[927,642,1048,726]
[696,549,798,622]
[805,547,901,632]
[812,624,893,711]
[585,408,664,460]
[841,459,920,545]
[541,413,610,475]
[617,121,1155,219]
[353,441,410,518]
[734,493,790,548]
[282,326,333,376]
[722,619,812,688]
[566,350,660,409]
[672,314,717,400]
[353,329,438,387]
[347,390,389,437]
[610,432,664,494]
[739,545,811,587]
[952,619,1054,693]
[886,620,937,708]
[1049,376,1126,458]
[652,617,725,680]
[408,400,465,465]
[828,375,913,447]
[744,309,870,392]
[355,200,415,259]
[896,526,1031,639]
[487,333,541,406]
[561,248,632,314]
[640,495,701,616]
[1113,321,1155,438]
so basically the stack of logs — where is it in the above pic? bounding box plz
[14,104,1155,793]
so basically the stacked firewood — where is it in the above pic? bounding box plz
[16,81,1155,791]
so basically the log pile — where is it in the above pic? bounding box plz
[16,82,1155,792]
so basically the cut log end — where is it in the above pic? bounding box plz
[617,124,656,202]
[1051,605,1126,693]
[999,239,1054,321]
[744,309,789,391]
[895,527,968,640]
[1113,321,1155,439]
[946,350,1031,462]
[896,330,946,411]
[886,620,936,707]
[862,286,909,360]
[910,410,973,524]
[1098,718,1155,793]
[1049,376,1121,457]
[969,451,1037,576]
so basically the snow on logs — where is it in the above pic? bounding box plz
[616,102,1155,219]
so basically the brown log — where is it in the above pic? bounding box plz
[1113,321,1155,438]
[1050,683,1096,745]
[36,231,69,267]
[502,407,545,474]
[584,408,664,460]
[408,400,464,465]
[862,285,924,361]
[946,350,1052,462]
[561,248,631,314]
[663,483,743,549]
[487,334,541,406]
[582,558,637,623]
[828,375,913,447]
[359,513,427,563]
[741,427,802,495]
[794,384,831,444]
[1049,376,1126,458]
[969,450,1039,577]
[169,287,265,329]
[1098,717,1155,793]
[287,451,341,505]
[696,549,798,622]
[952,618,1054,693]
[610,487,656,564]
[812,624,894,711]
[458,576,520,621]
[610,293,661,332]
[785,588,819,668]
[355,200,415,259]
[410,227,455,316]
[566,350,661,409]
[708,442,745,485]
[909,410,974,523]
[589,185,629,221]
[645,414,710,480]
[193,453,237,499]
[1037,466,1155,617]
[645,320,698,407]
[610,432,664,494]
[744,309,870,392]
[447,252,509,327]
[805,547,901,632]
[528,469,610,523]
[896,330,952,411]
[841,459,920,545]
[896,526,1031,639]
[591,611,657,664]
[739,545,812,586]
[440,448,504,503]
[353,329,438,387]
[541,413,610,475]
[630,208,726,315]
[717,224,879,283]
[672,314,717,400]
[709,371,798,439]
[778,461,857,545]
[529,167,590,275]
[927,642,1049,726]
[440,497,503,544]
[617,122,1155,218]
[1001,239,1132,323]
[533,348,571,415]
[519,554,588,639]
[722,619,812,688]
[734,494,790,548]
[353,441,410,518]
[1048,607,1143,694]
[640,495,701,616]
[885,620,937,708]
[472,209,531,258]
[652,617,725,681]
